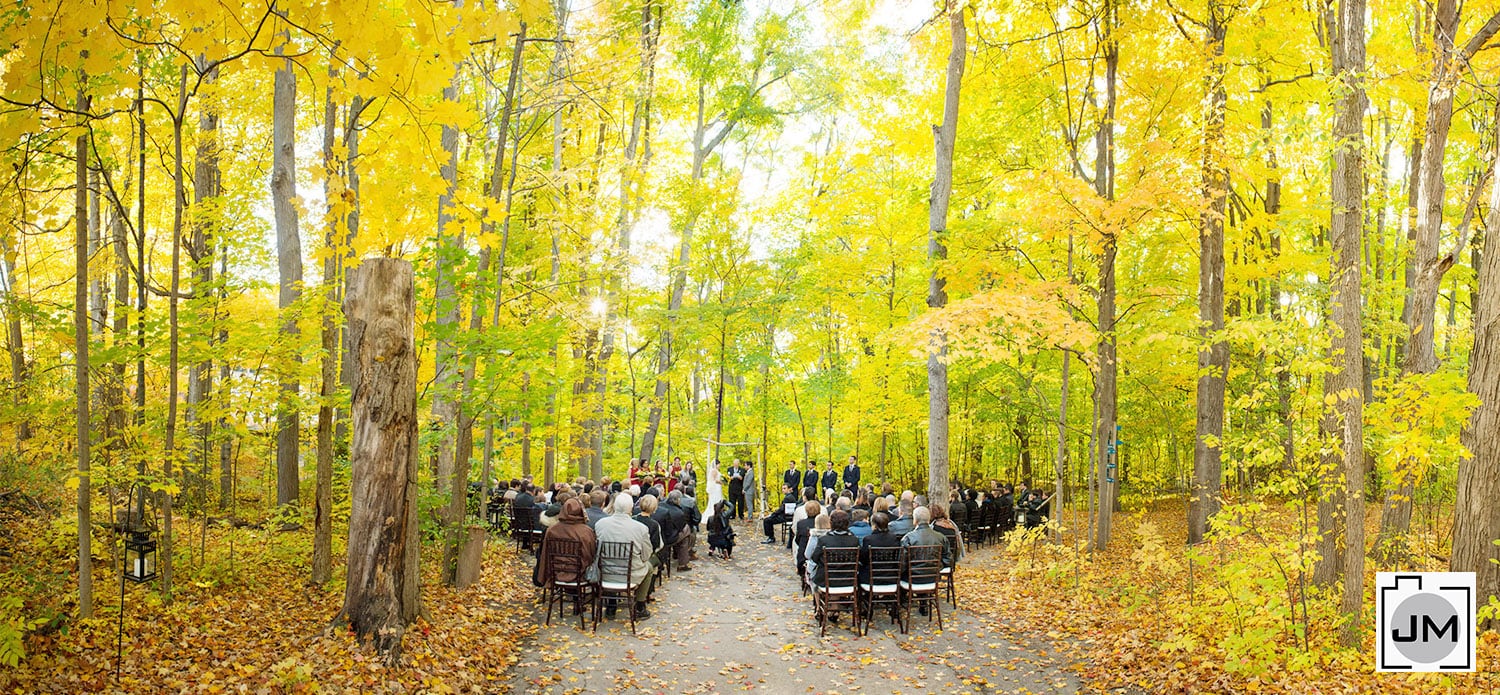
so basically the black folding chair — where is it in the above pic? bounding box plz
[541,538,595,630]
[900,544,944,632]
[813,547,860,637]
[595,540,641,635]
[860,546,904,635]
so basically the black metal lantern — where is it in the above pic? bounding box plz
[123,530,157,583]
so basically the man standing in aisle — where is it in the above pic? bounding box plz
[843,455,861,496]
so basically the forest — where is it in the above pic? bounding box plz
[2,0,1500,691]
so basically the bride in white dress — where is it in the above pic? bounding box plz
[705,460,724,510]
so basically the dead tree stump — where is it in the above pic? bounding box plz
[335,259,419,664]
[455,526,486,589]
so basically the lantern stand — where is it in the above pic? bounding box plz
[115,481,157,682]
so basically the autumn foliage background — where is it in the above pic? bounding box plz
[2,0,1500,691]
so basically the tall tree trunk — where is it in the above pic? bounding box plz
[1375,5,1500,563]
[926,0,964,507]
[430,61,464,543]
[338,259,418,665]
[1452,175,1500,620]
[313,67,348,585]
[2,238,29,447]
[1189,8,1229,545]
[163,67,191,601]
[273,45,303,510]
[1329,0,1369,645]
[189,59,220,510]
[483,30,527,491]
[1092,0,1120,551]
[74,83,93,619]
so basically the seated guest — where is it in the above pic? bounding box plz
[810,510,860,590]
[948,490,969,531]
[888,497,916,536]
[848,508,872,540]
[633,495,664,556]
[794,500,822,579]
[503,479,521,502]
[929,503,964,567]
[585,490,609,528]
[901,507,954,572]
[761,484,798,544]
[787,487,818,549]
[804,511,831,583]
[853,492,872,514]
[707,500,736,559]
[540,490,576,529]
[532,497,595,589]
[594,493,654,620]
[859,511,902,587]
[513,482,536,510]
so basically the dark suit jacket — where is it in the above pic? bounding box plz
[802,469,819,492]
[821,470,838,492]
[783,468,800,488]
[843,464,860,488]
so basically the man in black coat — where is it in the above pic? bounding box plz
[727,461,746,520]
[821,461,839,500]
[783,461,800,491]
[842,455,861,495]
[802,461,819,497]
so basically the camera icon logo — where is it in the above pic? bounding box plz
[1376,572,1475,672]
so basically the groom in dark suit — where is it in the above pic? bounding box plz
[783,461,801,492]
[843,455,861,495]
[801,461,819,498]
[727,461,746,520]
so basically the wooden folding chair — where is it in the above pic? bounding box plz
[900,544,944,632]
[541,538,596,630]
[595,540,641,636]
[859,545,904,635]
[813,547,860,637]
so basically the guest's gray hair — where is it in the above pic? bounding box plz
[612,493,635,515]
[913,506,931,525]
[667,489,682,504]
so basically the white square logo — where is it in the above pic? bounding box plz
[1376,572,1475,672]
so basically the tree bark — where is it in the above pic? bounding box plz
[313,69,351,585]
[1092,0,1120,551]
[1452,171,1500,618]
[74,83,93,619]
[1375,5,1500,563]
[926,1,964,507]
[273,45,303,510]
[338,259,419,665]
[1329,0,1369,645]
[1189,8,1229,546]
[189,59,221,511]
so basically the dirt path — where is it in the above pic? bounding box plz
[503,518,1093,694]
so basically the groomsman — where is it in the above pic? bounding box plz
[783,461,801,492]
[821,461,838,499]
[802,461,819,497]
[843,455,861,494]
